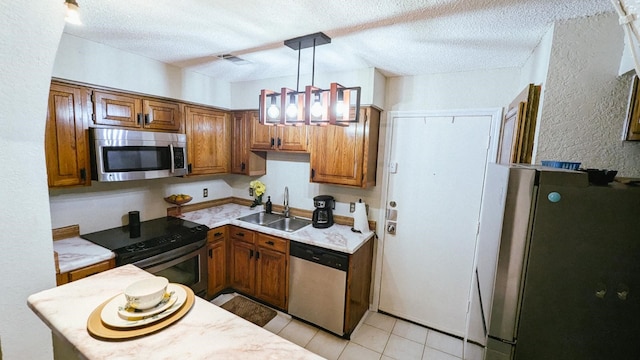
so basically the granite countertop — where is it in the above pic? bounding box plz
[179,203,375,254]
[28,264,322,360]
[57,202,374,274]
[53,237,115,273]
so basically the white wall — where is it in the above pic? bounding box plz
[0,2,65,359]
[384,67,521,112]
[536,12,640,177]
[54,34,232,109]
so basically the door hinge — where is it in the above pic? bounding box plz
[476,221,481,235]
[91,113,96,121]
[90,92,95,103]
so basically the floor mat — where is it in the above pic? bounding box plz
[220,296,277,327]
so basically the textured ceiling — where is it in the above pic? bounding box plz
[63,0,615,83]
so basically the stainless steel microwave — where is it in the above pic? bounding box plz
[90,128,188,182]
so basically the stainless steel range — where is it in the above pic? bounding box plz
[81,217,209,297]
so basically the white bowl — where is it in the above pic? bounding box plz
[124,276,169,310]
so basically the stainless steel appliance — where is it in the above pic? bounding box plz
[81,217,209,297]
[312,195,334,228]
[288,241,348,336]
[479,164,640,359]
[90,128,188,182]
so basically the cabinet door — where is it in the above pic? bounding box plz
[207,240,226,296]
[93,90,142,128]
[278,126,309,152]
[185,106,231,175]
[255,246,288,310]
[45,83,90,187]
[231,111,267,176]
[310,107,379,187]
[230,240,255,295]
[250,118,275,151]
[142,99,181,132]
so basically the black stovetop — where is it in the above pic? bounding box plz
[81,216,208,265]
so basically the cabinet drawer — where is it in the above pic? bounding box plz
[68,260,113,281]
[257,234,287,253]
[229,226,255,244]
[208,226,227,243]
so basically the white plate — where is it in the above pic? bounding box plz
[101,284,186,328]
[117,290,177,321]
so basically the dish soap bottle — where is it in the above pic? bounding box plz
[265,196,272,214]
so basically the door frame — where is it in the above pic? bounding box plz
[371,108,502,317]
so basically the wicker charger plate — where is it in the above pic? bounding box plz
[87,283,195,341]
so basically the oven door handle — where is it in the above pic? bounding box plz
[132,240,205,270]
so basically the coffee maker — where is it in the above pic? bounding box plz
[312,195,334,228]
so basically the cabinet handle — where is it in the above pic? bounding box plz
[137,113,142,125]
[277,137,282,147]
[236,232,244,237]
[144,113,150,124]
[214,232,223,237]
[311,169,315,178]
[241,162,246,171]
[188,164,192,173]
[256,251,260,260]
[209,249,212,258]
[80,168,86,181]
[249,249,254,259]
[270,138,275,147]
[266,241,274,246]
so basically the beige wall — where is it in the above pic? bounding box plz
[0,2,64,359]
[536,13,640,177]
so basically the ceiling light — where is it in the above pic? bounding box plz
[259,32,361,126]
[64,0,81,25]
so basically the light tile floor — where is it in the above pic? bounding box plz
[212,294,485,360]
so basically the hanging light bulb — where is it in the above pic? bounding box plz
[64,0,82,25]
[310,92,323,118]
[267,96,280,120]
[286,93,298,118]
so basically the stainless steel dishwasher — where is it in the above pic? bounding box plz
[288,241,348,336]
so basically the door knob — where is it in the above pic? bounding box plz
[387,222,396,235]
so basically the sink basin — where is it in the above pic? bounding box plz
[265,217,311,233]
[237,212,285,225]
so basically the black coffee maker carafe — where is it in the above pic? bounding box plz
[312,195,334,228]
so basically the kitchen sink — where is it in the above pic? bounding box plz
[237,212,286,225]
[265,217,311,232]
[237,212,311,232]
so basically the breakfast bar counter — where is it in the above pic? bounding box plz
[28,264,323,359]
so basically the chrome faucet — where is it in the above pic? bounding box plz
[283,186,290,218]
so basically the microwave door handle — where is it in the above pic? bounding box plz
[169,144,175,174]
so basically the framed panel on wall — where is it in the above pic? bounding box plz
[624,75,640,141]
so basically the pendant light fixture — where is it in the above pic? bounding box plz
[64,0,82,25]
[259,32,361,126]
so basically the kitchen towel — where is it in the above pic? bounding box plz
[353,201,369,233]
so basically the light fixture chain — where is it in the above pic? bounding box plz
[312,38,316,87]
[296,44,301,92]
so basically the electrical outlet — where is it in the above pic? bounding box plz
[203,188,208,198]
[350,202,355,213]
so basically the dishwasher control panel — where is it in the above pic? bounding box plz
[290,241,349,270]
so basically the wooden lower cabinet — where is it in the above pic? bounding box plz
[206,226,228,298]
[229,226,289,310]
[56,258,115,286]
[344,237,374,335]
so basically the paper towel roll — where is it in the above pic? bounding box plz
[353,202,369,233]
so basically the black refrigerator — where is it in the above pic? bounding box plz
[480,164,640,359]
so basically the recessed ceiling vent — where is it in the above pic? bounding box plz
[218,54,251,65]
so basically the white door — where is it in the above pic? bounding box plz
[379,112,496,337]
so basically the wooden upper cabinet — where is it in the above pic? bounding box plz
[309,107,380,188]
[92,90,182,132]
[231,111,267,176]
[250,116,309,152]
[45,82,90,188]
[184,106,230,175]
[142,99,182,131]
